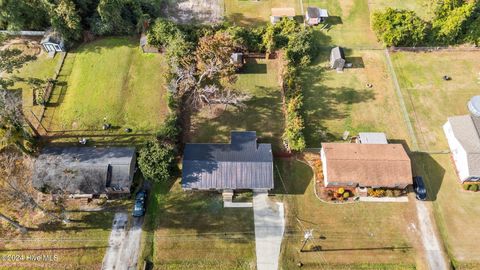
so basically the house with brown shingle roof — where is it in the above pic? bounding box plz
[320,143,412,189]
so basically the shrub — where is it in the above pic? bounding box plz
[468,184,478,192]
[367,188,386,197]
[385,189,394,197]
[282,95,306,152]
[156,114,180,142]
[337,187,345,194]
[393,189,402,197]
[138,139,176,182]
[343,191,349,198]
[463,183,471,190]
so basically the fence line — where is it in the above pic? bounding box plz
[30,52,67,134]
[390,46,480,52]
[0,30,45,36]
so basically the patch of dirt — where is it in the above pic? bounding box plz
[0,37,42,56]
[165,0,224,24]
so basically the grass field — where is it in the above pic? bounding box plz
[224,0,300,26]
[0,210,114,269]
[275,158,420,269]
[43,37,169,135]
[189,58,284,151]
[391,51,480,151]
[391,50,480,268]
[141,180,256,270]
[302,49,410,147]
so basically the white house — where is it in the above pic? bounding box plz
[443,97,480,182]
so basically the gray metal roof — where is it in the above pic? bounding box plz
[182,131,274,190]
[32,147,136,194]
[306,7,328,18]
[358,132,388,144]
[447,115,480,176]
[331,46,345,60]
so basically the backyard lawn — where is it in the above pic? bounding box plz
[224,0,300,26]
[189,58,284,151]
[368,0,432,19]
[391,51,480,152]
[43,37,169,135]
[0,210,115,269]
[302,49,410,147]
[391,50,480,268]
[140,180,256,270]
[304,0,380,48]
[275,158,421,269]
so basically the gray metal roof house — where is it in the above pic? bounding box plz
[330,46,346,71]
[182,131,274,191]
[32,147,136,196]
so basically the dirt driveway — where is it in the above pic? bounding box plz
[102,213,144,270]
[164,0,223,24]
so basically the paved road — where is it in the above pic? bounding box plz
[415,201,449,270]
[253,192,285,270]
[102,213,144,270]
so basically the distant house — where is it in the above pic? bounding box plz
[32,147,136,198]
[182,131,274,194]
[140,33,160,53]
[40,30,65,53]
[270,8,296,24]
[321,143,412,190]
[305,7,328,25]
[356,132,388,144]
[330,46,346,71]
[443,96,480,183]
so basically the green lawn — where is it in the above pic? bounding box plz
[189,58,284,151]
[391,51,480,151]
[43,37,168,135]
[140,180,256,270]
[391,51,480,268]
[368,0,432,20]
[304,0,380,48]
[7,49,61,121]
[302,49,410,147]
[224,0,300,26]
[275,158,419,269]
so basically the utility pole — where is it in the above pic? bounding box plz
[300,229,314,252]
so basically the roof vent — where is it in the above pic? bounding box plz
[468,96,480,117]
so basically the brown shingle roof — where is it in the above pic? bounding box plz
[322,143,412,188]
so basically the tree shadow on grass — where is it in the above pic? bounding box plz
[301,63,375,146]
[225,12,266,27]
[272,158,313,195]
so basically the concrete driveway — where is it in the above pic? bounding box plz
[102,213,144,270]
[415,201,449,270]
[253,192,285,270]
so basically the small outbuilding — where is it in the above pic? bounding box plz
[330,46,346,71]
[32,147,136,198]
[270,8,296,24]
[356,132,388,144]
[305,7,329,25]
[40,30,65,53]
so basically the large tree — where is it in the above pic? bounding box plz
[171,32,246,108]
[45,0,83,42]
[0,0,49,30]
[372,8,428,46]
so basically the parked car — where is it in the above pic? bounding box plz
[132,191,147,217]
[413,176,427,200]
